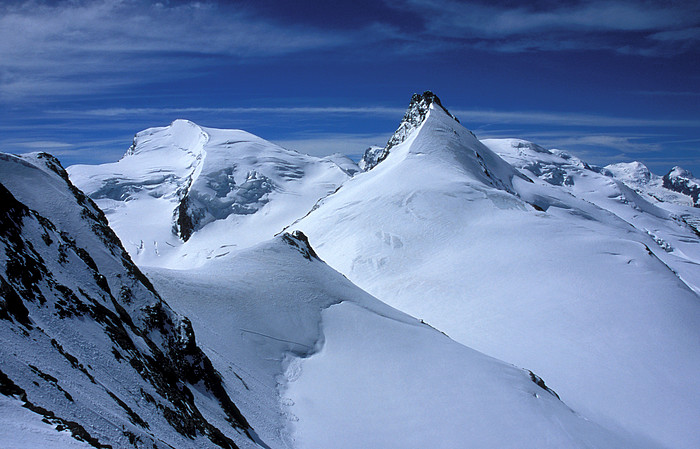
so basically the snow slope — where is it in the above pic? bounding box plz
[68,120,355,268]
[292,95,700,448]
[0,152,264,449]
[484,139,700,293]
[146,232,655,449]
[0,395,95,449]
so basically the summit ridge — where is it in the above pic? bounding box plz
[360,90,460,170]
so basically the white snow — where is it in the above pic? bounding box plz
[146,234,655,449]
[485,138,700,293]
[606,161,700,213]
[292,105,700,448]
[68,119,355,268]
[286,300,661,449]
[0,396,94,449]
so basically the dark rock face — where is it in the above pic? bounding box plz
[663,166,700,207]
[0,153,262,448]
[528,370,560,400]
[0,184,35,327]
[523,161,575,186]
[358,146,384,172]
[282,230,319,260]
[384,91,457,152]
[361,91,460,171]
[174,194,197,242]
[173,170,275,241]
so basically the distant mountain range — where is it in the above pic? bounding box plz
[2,92,699,448]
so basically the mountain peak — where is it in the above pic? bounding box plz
[407,91,459,122]
[605,161,653,185]
[125,119,208,158]
[667,165,694,179]
[360,91,460,171]
[663,165,700,207]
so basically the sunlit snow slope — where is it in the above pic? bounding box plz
[292,93,700,449]
[146,231,654,449]
[69,119,356,268]
[484,139,700,293]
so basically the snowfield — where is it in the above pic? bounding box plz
[485,138,700,293]
[146,232,657,449]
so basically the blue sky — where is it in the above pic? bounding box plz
[1,0,699,175]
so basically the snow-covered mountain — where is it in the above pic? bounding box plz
[662,166,700,206]
[290,92,700,448]
[68,119,356,268]
[6,90,700,448]
[605,161,700,209]
[0,153,265,448]
[2,150,655,449]
[601,162,700,236]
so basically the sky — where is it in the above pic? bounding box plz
[1,0,699,176]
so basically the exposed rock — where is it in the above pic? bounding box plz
[663,166,700,207]
[0,153,263,448]
[362,91,460,170]
[282,231,319,260]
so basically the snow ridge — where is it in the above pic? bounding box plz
[0,152,264,448]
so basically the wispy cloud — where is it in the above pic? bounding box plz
[452,109,700,128]
[538,135,662,153]
[12,140,74,149]
[387,0,700,54]
[658,138,700,145]
[0,1,385,100]
[405,0,696,35]
[2,0,699,104]
[3,0,699,103]
[650,26,700,41]
[50,106,406,118]
[44,104,700,129]
[0,136,129,164]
